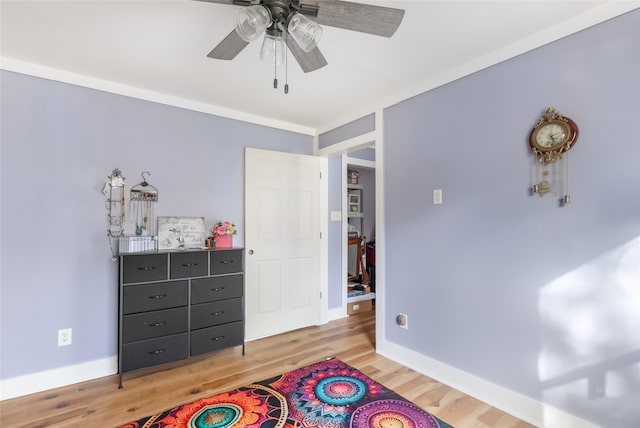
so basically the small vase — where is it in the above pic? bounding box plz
[215,234,233,248]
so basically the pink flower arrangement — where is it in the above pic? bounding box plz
[212,221,237,236]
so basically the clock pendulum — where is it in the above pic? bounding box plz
[529,107,579,205]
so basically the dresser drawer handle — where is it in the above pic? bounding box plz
[181,263,198,267]
[210,287,226,292]
[148,348,166,355]
[148,294,167,300]
[211,311,225,316]
[146,321,167,327]
[136,266,156,271]
[219,260,234,264]
[211,335,226,341]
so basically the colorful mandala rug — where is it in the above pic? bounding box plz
[118,358,453,428]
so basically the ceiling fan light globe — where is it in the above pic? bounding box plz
[260,33,286,66]
[234,5,271,42]
[287,13,322,52]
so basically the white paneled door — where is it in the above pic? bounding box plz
[245,148,323,340]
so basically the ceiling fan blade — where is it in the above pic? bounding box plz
[193,0,238,5]
[193,0,261,5]
[207,29,250,60]
[286,36,328,73]
[311,0,405,37]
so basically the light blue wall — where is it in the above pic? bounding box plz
[383,9,640,428]
[327,156,343,309]
[0,71,313,379]
[348,148,375,161]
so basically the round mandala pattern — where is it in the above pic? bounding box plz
[315,376,367,405]
[351,399,443,428]
[190,404,241,428]
[167,388,278,428]
[368,411,416,428]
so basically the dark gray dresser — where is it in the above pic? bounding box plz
[118,248,244,387]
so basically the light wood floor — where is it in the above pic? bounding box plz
[1,311,534,427]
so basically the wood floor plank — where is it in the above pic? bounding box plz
[0,311,534,427]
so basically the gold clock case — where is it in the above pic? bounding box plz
[529,107,579,163]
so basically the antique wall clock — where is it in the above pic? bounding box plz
[529,107,579,205]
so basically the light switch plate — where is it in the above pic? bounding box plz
[433,189,443,205]
[330,211,342,221]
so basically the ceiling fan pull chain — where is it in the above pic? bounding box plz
[284,30,289,94]
[273,41,278,89]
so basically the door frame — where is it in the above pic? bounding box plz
[315,111,384,345]
[343,155,375,314]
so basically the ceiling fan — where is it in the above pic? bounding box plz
[197,0,405,73]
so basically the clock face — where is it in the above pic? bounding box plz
[529,108,578,163]
[534,121,569,149]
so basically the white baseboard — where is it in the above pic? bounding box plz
[377,339,599,428]
[0,356,117,401]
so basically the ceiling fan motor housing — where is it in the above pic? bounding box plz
[234,0,318,28]
[265,0,291,21]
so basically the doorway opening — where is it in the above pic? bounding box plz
[344,150,376,318]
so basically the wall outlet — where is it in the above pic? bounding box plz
[396,313,408,329]
[58,328,72,346]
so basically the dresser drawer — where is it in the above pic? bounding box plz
[123,307,188,343]
[170,251,208,279]
[190,321,243,356]
[123,280,187,315]
[191,298,243,330]
[121,333,188,372]
[210,250,243,275]
[191,275,243,304]
[122,254,168,284]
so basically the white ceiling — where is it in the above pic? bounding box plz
[1,1,637,134]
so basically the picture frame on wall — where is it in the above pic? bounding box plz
[349,193,360,213]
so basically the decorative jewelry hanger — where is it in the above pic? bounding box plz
[130,171,159,236]
[103,168,126,260]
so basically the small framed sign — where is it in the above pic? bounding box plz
[157,216,206,250]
